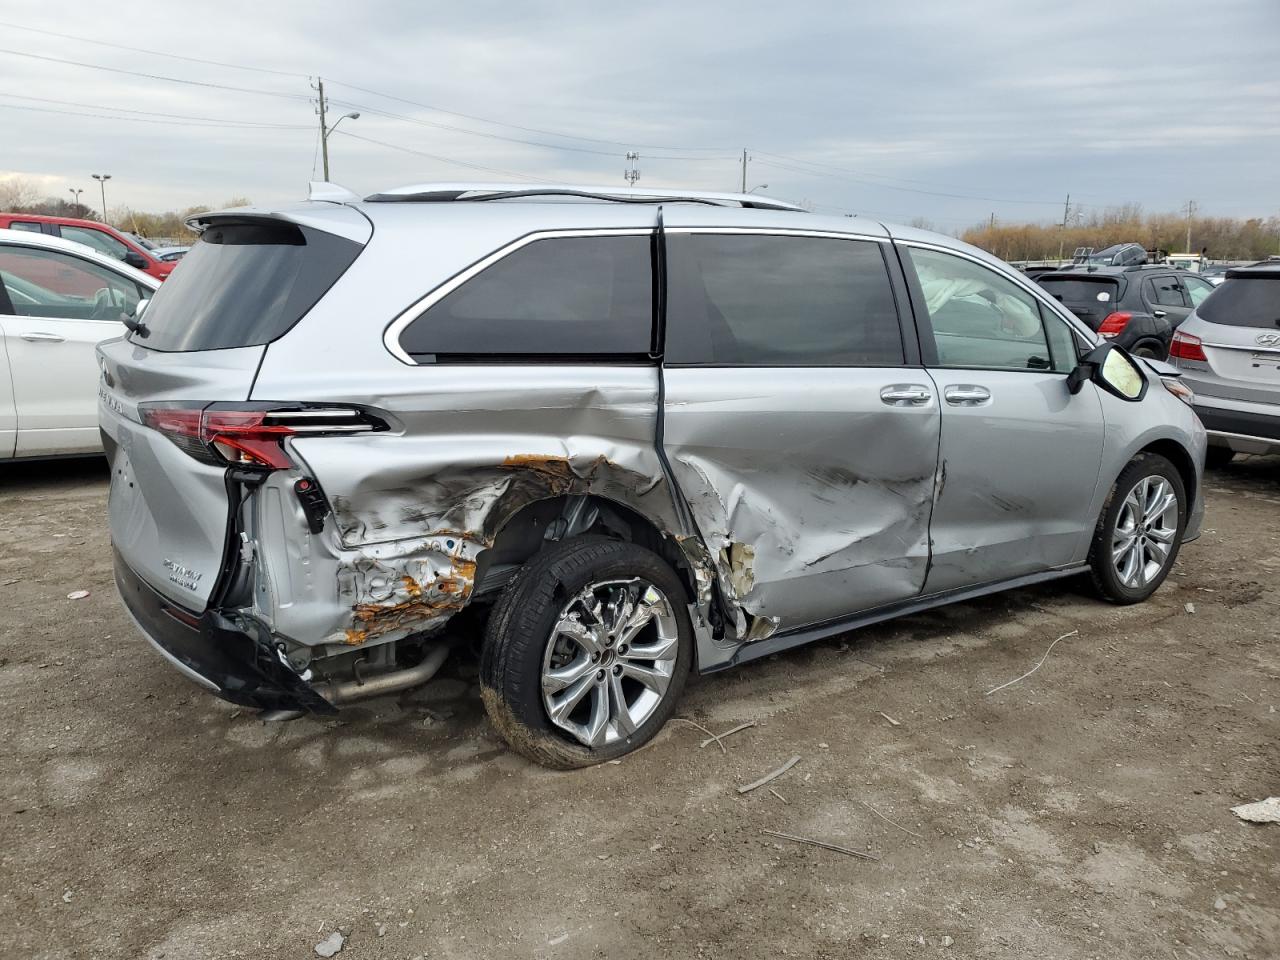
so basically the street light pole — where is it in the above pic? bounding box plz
[68,187,84,210]
[91,174,111,221]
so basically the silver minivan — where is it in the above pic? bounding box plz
[100,183,1206,767]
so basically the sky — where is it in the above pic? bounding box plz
[1,0,1278,231]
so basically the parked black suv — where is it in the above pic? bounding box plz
[1036,265,1217,359]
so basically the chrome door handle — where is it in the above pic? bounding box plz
[1153,310,1167,319]
[20,331,65,343]
[880,384,932,406]
[944,384,991,406]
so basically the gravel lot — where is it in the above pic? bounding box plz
[2,456,1277,960]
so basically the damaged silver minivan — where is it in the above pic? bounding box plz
[100,183,1206,767]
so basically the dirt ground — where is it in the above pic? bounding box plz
[2,456,1277,960]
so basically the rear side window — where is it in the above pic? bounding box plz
[138,221,362,352]
[1037,276,1119,307]
[1198,276,1280,328]
[1145,276,1187,308]
[665,234,904,366]
[398,235,653,359]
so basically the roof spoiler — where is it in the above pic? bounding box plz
[307,181,361,203]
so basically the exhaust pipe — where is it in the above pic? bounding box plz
[260,643,450,722]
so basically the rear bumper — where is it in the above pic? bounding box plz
[1193,396,1280,455]
[114,548,336,714]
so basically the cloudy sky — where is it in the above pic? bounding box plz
[2,0,1278,230]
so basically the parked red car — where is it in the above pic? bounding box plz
[0,213,175,281]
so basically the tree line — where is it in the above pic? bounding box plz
[961,204,1280,263]
[1,176,248,241]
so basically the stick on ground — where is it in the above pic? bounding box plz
[700,721,756,749]
[671,718,727,754]
[985,630,1079,696]
[769,787,789,805]
[738,755,801,794]
[860,800,924,839]
[761,829,880,862]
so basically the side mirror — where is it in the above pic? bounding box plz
[123,250,148,269]
[1067,343,1148,401]
[135,297,150,318]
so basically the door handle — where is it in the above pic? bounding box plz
[943,384,991,406]
[20,331,65,343]
[880,384,932,406]
[1153,310,1167,319]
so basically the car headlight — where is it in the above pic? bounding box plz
[1160,376,1195,406]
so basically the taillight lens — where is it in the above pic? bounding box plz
[141,404,384,470]
[1169,331,1208,362]
[1097,312,1132,337]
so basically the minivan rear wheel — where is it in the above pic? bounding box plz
[480,537,693,768]
[1087,453,1186,604]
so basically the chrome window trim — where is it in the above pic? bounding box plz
[382,227,653,365]
[664,226,890,244]
[898,238,1099,347]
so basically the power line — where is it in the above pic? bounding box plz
[0,20,309,78]
[0,93,308,127]
[325,78,730,153]
[333,129,558,183]
[0,49,313,102]
[753,156,1062,206]
[0,101,309,130]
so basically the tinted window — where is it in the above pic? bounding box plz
[1146,275,1187,307]
[908,248,1054,371]
[400,235,652,359]
[61,224,130,260]
[1037,275,1120,327]
[8,221,44,233]
[665,234,903,366]
[1198,276,1280,328]
[0,245,145,320]
[138,221,363,352]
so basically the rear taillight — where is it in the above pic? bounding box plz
[141,404,384,470]
[1169,331,1208,362]
[1097,312,1132,338]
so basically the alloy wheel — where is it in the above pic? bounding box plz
[1111,475,1179,588]
[540,578,679,748]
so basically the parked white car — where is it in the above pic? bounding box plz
[0,227,158,459]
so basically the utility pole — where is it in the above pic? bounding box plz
[624,152,640,186]
[1184,200,1196,254]
[741,149,748,193]
[1057,192,1071,261]
[91,174,111,222]
[316,77,330,181]
[989,212,996,231]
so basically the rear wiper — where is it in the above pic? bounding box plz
[123,318,149,338]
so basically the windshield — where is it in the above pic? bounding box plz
[135,220,362,351]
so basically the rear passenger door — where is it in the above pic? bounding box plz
[1144,274,1193,326]
[660,228,939,635]
[901,244,1105,592]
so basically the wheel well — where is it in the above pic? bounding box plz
[473,494,698,603]
[1138,439,1197,507]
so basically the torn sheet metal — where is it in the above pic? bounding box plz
[660,367,940,636]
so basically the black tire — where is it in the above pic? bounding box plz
[480,536,694,769]
[1131,340,1167,361]
[1204,446,1236,469]
[1087,452,1187,605]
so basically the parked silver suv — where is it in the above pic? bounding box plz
[100,183,1206,768]
[1168,263,1280,465]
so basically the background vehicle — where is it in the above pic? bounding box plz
[0,228,157,459]
[0,213,176,281]
[99,184,1205,768]
[150,246,189,262]
[1169,263,1280,465]
[1037,264,1217,359]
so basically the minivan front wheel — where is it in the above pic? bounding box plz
[481,537,693,768]
[1088,453,1186,604]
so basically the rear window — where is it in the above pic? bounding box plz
[136,220,362,352]
[1037,276,1120,307]
[1198,276,1280,329]
[398,235,653,360]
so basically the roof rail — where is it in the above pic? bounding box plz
[362,182,806,212]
